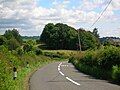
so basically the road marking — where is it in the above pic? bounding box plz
[61,65,69,67]
[59,71,65,76]
[58,67,60,71]
[58,62,81,86]
[58,62,64,76]
[66,77,80,86]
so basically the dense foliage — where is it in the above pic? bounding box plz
[69,46,120,83]
[0,29,66,90]
[92,28,99,38]
[78,28,100,50]
[40,23,78,50]
[0,45,54,90]
[4,29,22,44]
[0,29,23,51]
[40,23,100,50]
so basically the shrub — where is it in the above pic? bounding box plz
[16,47,23,56]
[23,44,33,52]
[35,48,43,55]
[44,52,62,58]
[0,35,7,45]
[97,46,120,70]
[7,38,20,50]
[70,46,120,83]
[112,65,120,83]
[69,57,75,63]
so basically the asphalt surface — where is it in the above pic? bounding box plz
[30,61,120,90]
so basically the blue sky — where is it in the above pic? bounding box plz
[0,0,120,37]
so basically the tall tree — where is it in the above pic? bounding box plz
[0,35,7,45]
[40,23,78,50]
[93,28,99,38]
[4,29,22,44]
[7,38,20,50]
[40,23,100,50]
[78,28,100,50]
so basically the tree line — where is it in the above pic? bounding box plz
[40,23,100,50]
[0,29,22,50]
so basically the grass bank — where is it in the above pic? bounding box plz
[0,46,66,90]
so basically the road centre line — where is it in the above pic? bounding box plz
[57,62,80,86]
[66,77,80,86]
[59,71,65,76]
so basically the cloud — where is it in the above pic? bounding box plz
[0,0,119,37]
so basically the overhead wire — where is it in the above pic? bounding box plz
[90,0,113,28]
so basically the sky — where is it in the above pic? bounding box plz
[0,0,120,37]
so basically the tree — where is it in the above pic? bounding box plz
[40,23,100,50]
[4,30,13,40]
[23,44,33,52]
[0,35,7,45]
[93,28,99,38]
[78,28,100,50]
[11,29,22,44]
[7,38,20,50]
[40,23,55,44]
[40,23,78,50]
[4,29,22,44]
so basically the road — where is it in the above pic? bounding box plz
[29,61,120,90]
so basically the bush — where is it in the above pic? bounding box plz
[80,51,96,67]
[23,44,33,52]
[0,45,8,53]
[16,47,23,56]
[44,52,62,58]
[68,57,75,63]
[70,46,120,84]
[0,35,7,45]
[35,48,43,55]
[7,38,20,50]
[79,46,120,70]
[112,65,120,83]
[97,46,120,70]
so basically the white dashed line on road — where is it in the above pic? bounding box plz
[58,62,81,86]
[59,71,65,76]
[66,77,80,86]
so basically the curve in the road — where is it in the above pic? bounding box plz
[58,62,80,86]
[30,61,120,90]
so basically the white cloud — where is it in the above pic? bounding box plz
[0,0,119,37]
[112,0,120,10]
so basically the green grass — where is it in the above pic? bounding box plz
[43,50,79,58]
[0,46,67,90]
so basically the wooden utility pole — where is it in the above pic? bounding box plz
[78,29,81,52]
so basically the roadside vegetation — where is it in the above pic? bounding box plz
[40,23,100,50]
[0,47,54,90]
[0,23,120,90]
[0,29,66,90]
[69,46,120,84]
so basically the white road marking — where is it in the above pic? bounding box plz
[57,62,81,86]
[66,77,80,86]
[58,67,60,71]
[61,65,69,67]
[59,71,65,76]
[58,65,60,68]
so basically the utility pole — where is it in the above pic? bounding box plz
[77,29,81,52]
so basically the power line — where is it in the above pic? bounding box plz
[90,0,113,28]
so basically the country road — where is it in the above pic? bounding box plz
[29,62,120,90]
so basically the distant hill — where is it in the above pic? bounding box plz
[22,36,39,41]
[100,37,120,46]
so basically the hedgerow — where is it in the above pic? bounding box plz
[69,46,120,84]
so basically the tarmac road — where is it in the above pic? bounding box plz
[29,61,120,90]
